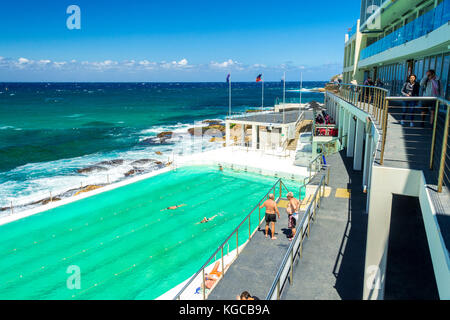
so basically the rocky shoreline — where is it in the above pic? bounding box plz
[1,119,228,214]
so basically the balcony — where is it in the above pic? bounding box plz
[360,0,450,60]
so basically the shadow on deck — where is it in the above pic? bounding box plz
[282,151,367,300]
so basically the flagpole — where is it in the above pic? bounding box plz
[283,72,286,124]
[228,75,231,117]
[261,74,264,112]
[299,72,303,118]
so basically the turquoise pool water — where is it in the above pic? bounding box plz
[0,166,303,299]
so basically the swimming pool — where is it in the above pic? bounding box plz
[0,165,303,299]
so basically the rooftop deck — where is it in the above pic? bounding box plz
[227,110,313,125]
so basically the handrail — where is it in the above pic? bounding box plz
[173,177,290,300]
[327,84,449,193]
[266,169,328,300]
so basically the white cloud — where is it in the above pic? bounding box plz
[18,57,30,64]
[210,59,237,68]
[0,55,337,80]
[178,58,188,66]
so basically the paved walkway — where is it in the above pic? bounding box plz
[282,151,368,300]
[208,199,298,300]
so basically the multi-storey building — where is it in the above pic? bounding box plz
[344,0,449,98]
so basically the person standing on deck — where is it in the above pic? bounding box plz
[401,74,420,127]
[286,192,300,241]
[259,194,280,240]
[420,70,443,127]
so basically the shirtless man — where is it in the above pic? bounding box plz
[286,192,300,240]
[259,194,280,240]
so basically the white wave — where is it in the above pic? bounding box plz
[0,126,15,130]
[286,87,323,93]
[0,130,224,210]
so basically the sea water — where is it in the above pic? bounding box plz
[0,82,324,211]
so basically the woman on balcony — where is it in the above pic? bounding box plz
[401,74,420,127]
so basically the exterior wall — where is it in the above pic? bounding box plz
[363,167,450,300]
[344,0,449,89]
[363,166,423,300]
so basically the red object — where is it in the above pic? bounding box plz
[256,74,262,82]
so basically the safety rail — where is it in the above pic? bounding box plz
[225,109,273,120]
[228,142,294,158]
[173,178,291,300]
[266,169,329,300]
[328,83,449,193]
[381,96,450,192]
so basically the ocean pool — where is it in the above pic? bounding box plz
[0,165,303,299]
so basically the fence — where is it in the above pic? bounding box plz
[330,83,449,193]
[266,170,329,299]
[173,178,291,300]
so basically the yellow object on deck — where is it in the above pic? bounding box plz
[277,199,289,208]
[335,188,351,198]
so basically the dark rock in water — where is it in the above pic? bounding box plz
[188,125,225,136]
[202,120,223,125]
[157,131,173,139]
[30,197,61,206]
[125,169,144,177]
[77,165,108,174]
[130,159,158,166]
[97,159,124,166]
[139,137,173,146]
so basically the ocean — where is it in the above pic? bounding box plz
[0,82,325,211]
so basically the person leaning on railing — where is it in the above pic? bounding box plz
[420,69,443,127]
[401,74,420,127]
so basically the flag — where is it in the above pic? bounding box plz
[256,74,262,82]
[226,74,230,83]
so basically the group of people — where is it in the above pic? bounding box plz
[315,110,334,125]
[363,69,443,127]
[399,69,443,127]
[259,192,300,241]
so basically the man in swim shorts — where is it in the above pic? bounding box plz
[259,194,280,240]
[286,192,300,240]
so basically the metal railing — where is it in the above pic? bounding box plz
[226,109,273,120]
[381,96,450,192]
[329,83,449,193]
[173,178,291,300]
[266,170,329,300]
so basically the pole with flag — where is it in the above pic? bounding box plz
[299,72,303,118]
[282,72,286,123]
[256,74,263,111]
[226,73,231,117]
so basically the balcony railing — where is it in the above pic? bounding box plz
[360,0,450,60]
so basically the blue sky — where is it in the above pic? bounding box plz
[0,0,361,81]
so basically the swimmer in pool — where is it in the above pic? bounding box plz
[161,204,186,211]
[198,215,218,224]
